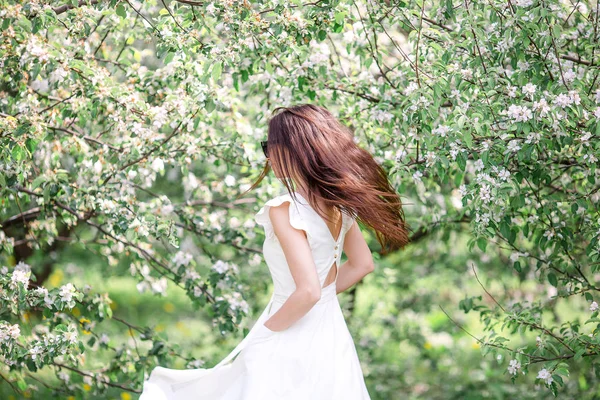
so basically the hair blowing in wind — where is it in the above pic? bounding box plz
[243,104,411,255]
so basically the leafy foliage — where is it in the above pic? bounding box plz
[1,0,600,398]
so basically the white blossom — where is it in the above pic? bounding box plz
[474,159,485,171]
[11,269,30,286]
[49,65,68,84]
[93,160,103,174]
[63,329,78,344]
[99,333,110,345]
[59,283,77,302]
[590,301,599,312]
[507,359,521,375]
[151,277,168,295]
[212,260,238,275]
[172,251,193,267]
[29,345,43,360]
[537,368,553,385]
[506,104,532,122]
[515,0,533,7]
[224,174,236,187]
[553,93,573,108]
[522,83,537,95]
[0,323,20,342]
[479,183,492,204]
[432,124,451,137]
[506,140,521,153]
[151,158,164,173]
[413,170,423,182]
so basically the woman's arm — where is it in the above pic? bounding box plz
[335,220,375,294]
[263,202,322,332]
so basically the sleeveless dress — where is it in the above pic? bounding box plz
[139,191,371,400]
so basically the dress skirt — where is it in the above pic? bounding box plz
[139,282,371,399]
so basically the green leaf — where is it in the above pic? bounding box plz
[17,378,27,391]
[205,98,216,113]
[513,261,521,273]
[212,61,222,81]
[116,4,126,18]
[164,52,175,64]
[477,237,487,252]
[548,272,558,287]
[463,130,473,148]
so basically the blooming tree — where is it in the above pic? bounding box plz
[1,0,600,398]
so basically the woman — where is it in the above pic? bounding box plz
[140,104,411,399]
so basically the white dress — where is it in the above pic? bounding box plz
[140,191,371,400]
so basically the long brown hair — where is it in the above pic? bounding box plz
[240,104,411,255]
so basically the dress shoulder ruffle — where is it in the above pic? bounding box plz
[254,194,309,241]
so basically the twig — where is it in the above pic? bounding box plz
[471,262,506,312]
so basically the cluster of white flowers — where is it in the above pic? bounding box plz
[432,124,451,137]
[49,65,68,84]
[22,35,50,65]
[371,109,394,124]
[412,170,423,183]
[590,301,598,312]
[537,368,553,385]
[10,268,31,288]
[522,83,537,95]
[59,283,77,303]
[532,97,551,117]
[0,322,20,342]
[505,140,521,153]
[424,151,437,168]
[307,41,330,66]
[507,359,521,375]
[509,251,529,263]
[536,336,544,348]
[215,291,249,314]
[552,90,581,108]
[62,328,78,345]
[515,0,534,7]
[474,159,485,172]
[224,174,237,187]
[186,359,206,368]
[134,264,168,295]
[212,260,239,275]
[57,371,70,383]
[172,251,194,267]
[130,217,150,237]
[136,276,168,296]
[479,183,492,204]
[525,131,541,144]
[403,81,419,96]
[0,230,15,248]
[151,158,164,173]
[475,212,491,228]
[29,345,43,360]
[99,199,117,213]
[184,269,201,282]
[150,106,169,128]
[583,153,598,165]
[460,68,473,80]
[99,333,110,345]
[505,104,532,122]
[33,287,54,307]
